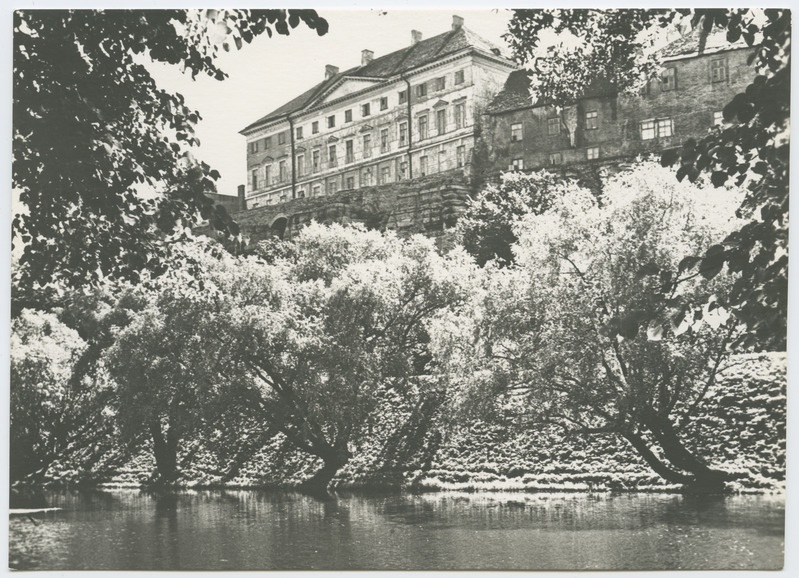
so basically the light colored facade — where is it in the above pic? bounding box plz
[240,15,516,209]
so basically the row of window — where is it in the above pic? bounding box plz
[507,109,729,171]
[252,133,470,191]
[657,57,729,92]
[248,70,468,154]
[253,144,469,201]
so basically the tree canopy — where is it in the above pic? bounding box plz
[504,8,789,348]
[13,9,328,291]
[432,163,746,490]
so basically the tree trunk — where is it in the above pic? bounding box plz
[299,446,351,496]
[622,410,729,493]
[150,421,179,485]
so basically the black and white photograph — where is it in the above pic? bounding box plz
[7,5,790,571]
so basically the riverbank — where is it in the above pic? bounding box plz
[18,352,785,495]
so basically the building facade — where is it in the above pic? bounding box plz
[481,30,754,175]
[240,15,516,212]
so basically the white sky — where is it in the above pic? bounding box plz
[144,9,514,198]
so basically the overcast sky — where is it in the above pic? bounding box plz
[145,9,514,198]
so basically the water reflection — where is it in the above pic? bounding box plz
[9,489,784,570]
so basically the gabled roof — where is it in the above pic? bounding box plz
[240,26,509,134]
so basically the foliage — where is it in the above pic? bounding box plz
[432,164,746,489]
[458,171,584,266]
[12,9,327,291]
[10,309,114,482]
[504,8,789,348]
[100,224,473,488]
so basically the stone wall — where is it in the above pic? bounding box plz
[224,169,473,248]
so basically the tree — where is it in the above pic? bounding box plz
[432,163,746,491]
[13,9,328,291]
[103,224,472,491]
[10,309,114,482]
[458,171,583,266]
[504,8,789,349]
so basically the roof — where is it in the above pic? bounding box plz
[660,25,749,60]
[241,26,509,134]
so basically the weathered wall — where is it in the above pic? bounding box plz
[226,169,473,248]
[483,47,754,173]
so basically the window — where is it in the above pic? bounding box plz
[345,109,353,123]
[312,121,319,134]
[278,132,286,145]
[418,115,428,140]
[549,152,562,165]
[296,154,304,177]
[713,110,725,126]
[456,145,465,167]
[381,165,390,184]
[585,111,598,130]
[710,58,727,83]
[587,146,599,160]
[361,103,371,117]
[657,118,673,137]
[312,184,321,197]
[327,179,337,194]
[661,67,677,91]
[346,176,355,190]
[454,69,465,84]
[420,155,428,176]
[399,90,408,104]
[327,115,336,128]
[435,77,446,91]
[380,97,388,111]
[363,134,372,158]
[312,149,320,172]
[380,128,389,153]
[438,148,446,172]
[251,169,259,190]
[512,158,524,170]
[362,169,372,186]
[249,141,259,154]
[454,103,466,129]
[511,122,523,142]
[416,83,427,98]
[436,109,447,135]
[399,162,408,180]
[264,165,271,185]
[399,122,407,147]
[279,160,287,182]
[265,136,272,149]
[328,145,337,167]
[297,189,305,199]
[641,118,673,139]
[547,117,560,136]
[345,140,354,164]
[296,126,303,140]
[640,119,656,140]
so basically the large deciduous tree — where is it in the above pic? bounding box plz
[432,164,746,492]
[504,8,789,349]
[105,225,472,491]
[13,9,327,291]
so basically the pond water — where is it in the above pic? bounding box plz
[9,489,784,570]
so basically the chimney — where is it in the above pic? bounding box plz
[237,184,247,211]
[361,49,374,66]
[452,15,464,30]
[325,64,339,80]
[411,30,422,44]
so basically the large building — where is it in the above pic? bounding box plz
[482,29,753,175]
[240,15,516,212]
[231,24,755,241]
